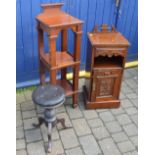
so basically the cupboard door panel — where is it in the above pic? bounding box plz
[91,69,122,102]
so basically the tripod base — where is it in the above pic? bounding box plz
[33,108,67,153]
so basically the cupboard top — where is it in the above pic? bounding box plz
[88,32,130,47]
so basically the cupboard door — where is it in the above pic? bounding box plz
[91,69,122,102]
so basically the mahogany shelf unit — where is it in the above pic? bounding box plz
[83,25,130,109]
[36,3,83,108]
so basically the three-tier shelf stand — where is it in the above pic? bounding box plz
[36,3,83,108]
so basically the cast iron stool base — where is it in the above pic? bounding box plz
[33,108,67,153]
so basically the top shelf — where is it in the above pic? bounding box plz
[36,3,83,28]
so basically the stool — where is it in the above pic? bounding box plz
[32,84,67,153]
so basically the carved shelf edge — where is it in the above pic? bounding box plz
[95,48,126,58]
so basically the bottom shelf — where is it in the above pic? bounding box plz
[57,79,78,96]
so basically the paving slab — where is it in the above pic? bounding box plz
[72,118,91,136]
[65,147,84,155]
[121,99,133,108]
[16,104,21,111]
[46,140,64,155]
[125,107,138,115]
[66,105,83,119]
[117,140,135,153]
[16,149,27,155]
[16,126,24,139]
[23,117,38,130]
[124,151,138,155]
[99,111,115,123]
[16,93,26,104]
[79,135,101,155]
[121,84,133,94]
[24,90,32,101]
[126,93,137,99]
[25,129,42,143]
[105,121,122,133]
[130,98,138,107]
[22,110,36,119]
[16,111,23,127]
[130,136,138,148]
[21,101,35,111]
[111,107,125,115]
[123,70,134,79]
[130,114,138,126]
[88,118,103,128]
[16,139,26,150]
[125,79,137,89]
[99,138,121,155]
[59,128,79,149]
[83,110,98,120]
[27,141,46,155]
[116,114,132,125]
[120,92,127,99]
[123,124,138,136]
[112,131,128,143]
[92,126,110,140]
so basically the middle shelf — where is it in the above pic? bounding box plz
[40,51,80,70]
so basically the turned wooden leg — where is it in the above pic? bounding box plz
[47,122,52,153]
[73,94,78,108]
[72,65,79,108]
[61,68,67,80]
[40,61,46,85]
[50,70,57,85]
[61,29,67,80]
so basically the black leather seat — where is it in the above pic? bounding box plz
[32,84,65,107]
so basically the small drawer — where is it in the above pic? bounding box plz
[95,47,126,58]
[93,68,122,77]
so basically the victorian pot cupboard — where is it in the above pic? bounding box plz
[83,25,130,109]
[36,3,83,108]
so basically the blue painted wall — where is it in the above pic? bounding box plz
[116,0,138,61]
[16,0,138,87]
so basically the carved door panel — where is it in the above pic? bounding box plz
[91,69,122,102]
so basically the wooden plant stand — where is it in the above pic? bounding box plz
[36,3,83,108]
[84,25,130,109]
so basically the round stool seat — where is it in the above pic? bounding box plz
[32,84,65,108]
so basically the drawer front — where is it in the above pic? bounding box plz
[91,69,122,102]
[95,47,127,58]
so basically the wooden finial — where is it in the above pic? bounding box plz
[101,24,108,32]
[93,25,99,33]
[112,26,116,32]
